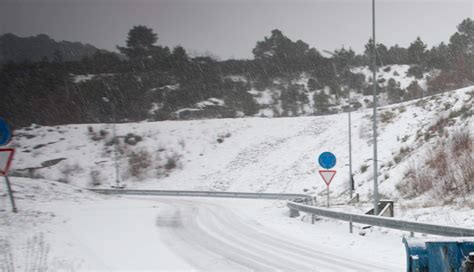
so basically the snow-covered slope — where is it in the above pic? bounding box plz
[9,86,473,203]
[245,64,437,117]
[1,86,473,270]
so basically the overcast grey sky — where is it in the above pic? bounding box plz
[1,0,472,59]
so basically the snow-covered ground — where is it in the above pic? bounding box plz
[1,177,406,270]
[1,85,473,270]
[9,86,473,205]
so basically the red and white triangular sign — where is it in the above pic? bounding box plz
[319,170,336,186]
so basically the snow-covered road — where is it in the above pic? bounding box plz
[37,196,404,271]
[155,198,398,271]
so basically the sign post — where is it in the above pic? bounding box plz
[318,152,336,208]
[0,119,16,213]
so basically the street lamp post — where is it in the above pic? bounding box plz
[323,50,355,233]
[372,0,380,216]
[323,50,354,201]
[102,97,121,189]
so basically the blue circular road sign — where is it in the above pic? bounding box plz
[0,118,11,146]
[318,152,336,169]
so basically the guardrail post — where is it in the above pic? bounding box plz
[348,193,359,204]
[289,208,300,218]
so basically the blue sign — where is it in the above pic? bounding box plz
[318,152,336,169]
[0,118,11,146]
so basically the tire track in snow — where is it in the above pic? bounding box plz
[156,198,397,271]
[198,118,333,192]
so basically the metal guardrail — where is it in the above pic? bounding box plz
[287,200,474,237]
[89,189,308,200]
[90,189,474,237]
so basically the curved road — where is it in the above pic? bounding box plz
[53,196,404,270]
[154,198,402,271]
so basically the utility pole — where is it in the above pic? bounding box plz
[111,102,120,189]
[372,0,379,216]
[323,49,355,232]
[102,97,121,189]
[348,92,353,200]
[323,50,354,202]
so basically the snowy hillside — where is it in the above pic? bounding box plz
[242,64,437,117]
[8,86,473,205]
[1,86,473,270]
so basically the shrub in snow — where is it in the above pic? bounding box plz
[448,104,473,120]
[380,110,396,123]
[90,170,103,186]
[397,131,474,199]
[4,234,51,271]
[128,149,152,178]
[124,133,142,146]
[99,129,108,137]
[386,78,404,104]
[393,147,411,163]
[164,158,177,170]
[178,139,186,149]
[425,116,454,141]
[404,80,424,101]
[59,163,83,183]
[407,65,424,79]
[88,126,109,141]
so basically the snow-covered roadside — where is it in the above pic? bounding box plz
[0,177,194,271]
[7,86,474,226]
[1,177,406,271]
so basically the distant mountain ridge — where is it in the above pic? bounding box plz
[0,33,104,63]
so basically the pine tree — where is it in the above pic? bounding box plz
[117,25,159,60]
[404,80,424,101]
[172,46,188,62]
[364,39,389,66]
[426,43,450,69]
[386,78,403,104]
[313,90,330,113]
[281,85,300,116]
[307,78,322,91]
[387,45,409,64]
[408,37,427,65]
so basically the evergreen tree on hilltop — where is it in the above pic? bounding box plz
[449,18,474,81]
[426,43,450,69]
[118,25,157,58]
[169,45,189,71]
[117,25,170,67]
[408,37,427,65]
[332,47,355,72]
[364,39,389,66]
[172,46,189,63]
[387,44,409,64]
[252,29,321,81]
[449,18,474,56]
